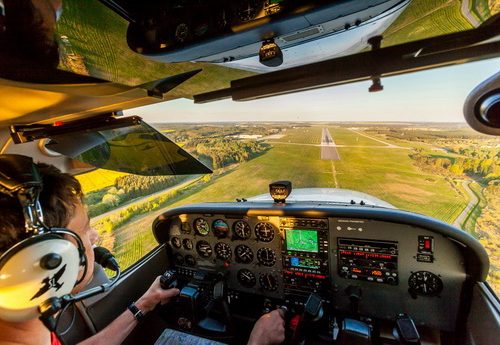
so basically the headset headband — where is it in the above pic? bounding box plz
[0,154,46,234]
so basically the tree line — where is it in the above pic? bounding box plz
[411,150,499,182]
[85,175,182,217]
[186,138,269,169]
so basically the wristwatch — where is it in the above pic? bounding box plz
[127,302,145,321]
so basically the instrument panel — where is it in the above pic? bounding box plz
[156,205,483,332]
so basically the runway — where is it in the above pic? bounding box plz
[321,128,340,160]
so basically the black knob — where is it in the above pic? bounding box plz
[345,285,362,302]
[160,270,177,289]
[40,253,62,270]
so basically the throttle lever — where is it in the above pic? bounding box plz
[160,270,178,289]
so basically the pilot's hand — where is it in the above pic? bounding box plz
[248,309,285,345]
[135,276,180,313]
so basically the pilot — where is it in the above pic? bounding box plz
[0,161,285,345]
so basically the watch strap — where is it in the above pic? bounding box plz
[127,302,144,321]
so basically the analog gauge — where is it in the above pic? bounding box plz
[235,245,254,264]
[215,242,232,261]
[171,237,181,249]
[183,238,193,250]
[185,255,196,267]
[408,271,443,296]
[174,23,190,42]
[194,218,210,236]
[257,248,276,267]
[237,269,256,288]
[255,222,275,242]
[174,253,184,265]
[196,240,213,258]
[259,273,278,291]
[235,0,261,22]
[233,220,251,239]
[213,219,230,238]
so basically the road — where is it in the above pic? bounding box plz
[453,181,479,228]
[91,175,202,223]
[321,128,340,160]
[461,0,480,27]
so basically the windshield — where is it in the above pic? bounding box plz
[76,59,500,296]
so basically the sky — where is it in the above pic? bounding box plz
[125,58,500,123]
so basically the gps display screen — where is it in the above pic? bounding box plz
[285,229,319,253]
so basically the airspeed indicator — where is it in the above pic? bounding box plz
[194,218,210,236]
[233,220,251,239]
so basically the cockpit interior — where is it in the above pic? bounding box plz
[0,0,499,344]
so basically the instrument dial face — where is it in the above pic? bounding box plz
[215,242,232,260]
[235,245,254,264]
[185,255,196,267]
[255,222,275,242]
[237,269,256,288]
[408,271,443,296]
[194,218,210,236]
[233,220,251,239]
[257,248,276,267]
[182,238,193,250]
[259,273,278,291]
[174,253,184,265]
[171,237,181,249]
[196,240,213,258]
[236,0,260,22]
[212,219,230,238]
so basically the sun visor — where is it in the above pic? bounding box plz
[45,121,212,176]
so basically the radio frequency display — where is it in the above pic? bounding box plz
[286,229,319,253]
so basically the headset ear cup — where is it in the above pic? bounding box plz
[0,236,80,322]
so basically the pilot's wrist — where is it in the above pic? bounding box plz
[134,297,153,314]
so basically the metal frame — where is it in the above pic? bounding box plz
[194,15,500,103]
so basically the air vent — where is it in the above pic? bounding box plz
[281,26,322,42]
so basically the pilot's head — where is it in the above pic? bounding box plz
[0,163,98,295]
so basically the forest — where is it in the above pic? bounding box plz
[84,136,268,217]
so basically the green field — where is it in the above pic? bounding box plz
[383,0,473,47]
[329,128,386,146]
[57,1,253,95]
[462,181,487,234]
[100,125,470,269]
[275,127,323,145]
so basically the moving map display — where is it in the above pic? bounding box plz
[285,229,319,253]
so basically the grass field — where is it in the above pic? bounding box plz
[462,181,486,234]
[329,128,387,146]
[382,0,473,47]
[57,1,253,96]
[100,125,473,271]
[274,127,323,145]
[470,0,493,22]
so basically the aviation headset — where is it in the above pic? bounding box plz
[0,154,87,322]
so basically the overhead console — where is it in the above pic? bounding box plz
[152,202,488,344]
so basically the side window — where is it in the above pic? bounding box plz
[76,169,184,270]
